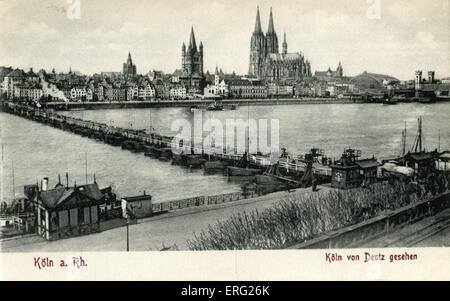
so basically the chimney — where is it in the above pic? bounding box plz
[66,172,69,188]
[41,177,49,192]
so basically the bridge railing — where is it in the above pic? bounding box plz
[8,103,333,175]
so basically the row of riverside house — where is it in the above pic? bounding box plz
[5,63,446,103]
[2,64,334,103]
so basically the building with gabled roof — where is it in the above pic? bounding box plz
[315,63,344,81]
[2,68,26,98]
[31,177,109,241]
[0,66,13,83]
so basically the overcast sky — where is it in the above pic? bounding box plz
[0,0,449,80]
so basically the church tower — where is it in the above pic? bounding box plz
[248,6,266,77]
[265,8,279,54]
[181,42,186,69]
[123,51,137,76]
[182,26,203,76]
[282,32,288,55]
[336,62,343,78]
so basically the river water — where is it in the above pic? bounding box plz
[1,102,449,204]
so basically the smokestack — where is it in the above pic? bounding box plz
[41,177,49,192]
[66,172,69,188]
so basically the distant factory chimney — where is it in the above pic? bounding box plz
[41,177,49,192]
[428,71,435,83]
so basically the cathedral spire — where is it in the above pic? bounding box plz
[188,26,197,51]
[254,6,262,33]
[267,7,275,34]
[127,51,132,64]
[282,32,287,55]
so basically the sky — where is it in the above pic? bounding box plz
[0,0,449,80]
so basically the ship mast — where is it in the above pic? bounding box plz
[85,152,88,184]
[418,117,422,152]
[401,121,407,155]
[1,144,3,204]
[411,116,423,153]
[438,129,441,153]
[246,101,250,160]
[12,160,15,201]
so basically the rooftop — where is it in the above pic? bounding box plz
[355,158,380,169]
[267,53,303,61]
[406,152,434,161]
[122,194,152,203]
[6,69,26,78]
[38,183,104,209]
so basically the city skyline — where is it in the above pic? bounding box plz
[0,0,449,80]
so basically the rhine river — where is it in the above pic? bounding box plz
[1,102,449,204]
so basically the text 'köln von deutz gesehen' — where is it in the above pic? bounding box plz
[325,252,418,263]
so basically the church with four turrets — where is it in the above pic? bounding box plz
[248,7,311,81]
[179,26,206,94]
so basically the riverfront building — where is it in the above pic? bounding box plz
[228,79,267,99]
[121,193,153,219]
[314,63,344,81]
[330,149,380,189]
[203,68,230,98]
[31,178,110,241]
[2,68,26,98]
[414,70,450,101]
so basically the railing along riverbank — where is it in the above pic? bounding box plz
[151,190,258,214]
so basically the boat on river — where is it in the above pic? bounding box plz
[204,160,228,173]
[183,154,204,168]
[226,151,262,176]
[383,98,398,105]
[206,101,223,111]
[227,166,261,176]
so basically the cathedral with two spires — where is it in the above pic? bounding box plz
[248,7,312,81]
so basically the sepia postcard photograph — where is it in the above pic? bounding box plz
[0,0,449,282]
